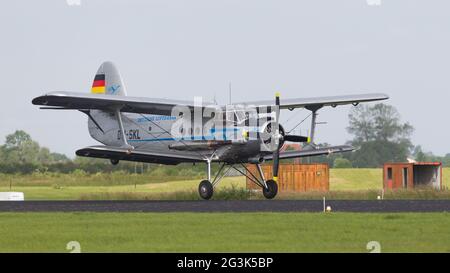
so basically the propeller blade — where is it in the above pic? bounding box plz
[284,135,309,143]
[272,92,281,183]
[273,147,279,181]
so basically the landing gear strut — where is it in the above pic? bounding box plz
[197,160,233,200]
[197,161,279,200]
[230,163,279,200]
[199,159,214,200]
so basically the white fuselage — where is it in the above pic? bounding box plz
[87,110,265,163]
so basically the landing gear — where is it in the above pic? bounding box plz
[199,159,214,200]
[198,180,214,200]
[110,159,119,165]
[197,160,237,200]
[197,161,279,200]
[231,163,279,200]
[262,180,278,199]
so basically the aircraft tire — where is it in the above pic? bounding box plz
[263,180,278,199]
[110,159,119,165]
[198,180,214,200]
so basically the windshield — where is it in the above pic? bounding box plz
[224,109,252,124]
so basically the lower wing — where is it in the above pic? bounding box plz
[76,145,206,165]
[262,145,354,161]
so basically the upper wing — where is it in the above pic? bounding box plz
[33,91,387,115]
[236,93,389,110]
[32,91,216,115]
[262,145,354,161]
[76,145,207,165]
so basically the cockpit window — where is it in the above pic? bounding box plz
[220,106,257,125]
[224,109,250,124]
[234,110,247,122]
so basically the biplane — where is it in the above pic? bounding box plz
[32,62,388,199]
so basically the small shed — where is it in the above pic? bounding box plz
[246,163,329,192]
[383,162,442,190]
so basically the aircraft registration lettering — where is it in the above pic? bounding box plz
[117,129,141,140]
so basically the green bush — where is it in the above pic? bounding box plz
[333,158,352,168]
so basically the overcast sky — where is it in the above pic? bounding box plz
[0,0,449,157]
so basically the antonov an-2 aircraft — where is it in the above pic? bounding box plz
[32,62,388,200]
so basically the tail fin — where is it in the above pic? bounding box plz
[91,61,127,96]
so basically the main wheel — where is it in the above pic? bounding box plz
[198,180,214,200]
[262,180,278,199]
[110,159,119,165]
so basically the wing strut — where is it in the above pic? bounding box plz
[116,110,133,151]
[305,104,323,145]
[80,110,105,134]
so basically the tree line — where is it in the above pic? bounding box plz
[309,103,450,168]
[0,130,157,174]
[0,103,447,173]
[0,130,217,174]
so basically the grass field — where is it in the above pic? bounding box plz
[0,168,449,200]
[0,177,245,200]
[0,212,449,252]
[1,170,449,253]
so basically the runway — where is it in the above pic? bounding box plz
[1,200,450,212]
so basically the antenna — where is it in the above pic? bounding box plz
[229,81,232,105]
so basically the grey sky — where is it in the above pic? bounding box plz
[0,0,449,157]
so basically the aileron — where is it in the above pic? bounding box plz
[237,93,389,110]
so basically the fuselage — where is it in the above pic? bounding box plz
[88,110,269,163]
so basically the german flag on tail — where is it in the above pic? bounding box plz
[91,74,106,94]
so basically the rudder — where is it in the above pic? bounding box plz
[91,61,127,96]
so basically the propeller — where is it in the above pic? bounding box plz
[271,92,310,183]
[272,92,281,183]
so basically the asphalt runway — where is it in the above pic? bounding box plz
[1,200,450,212]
